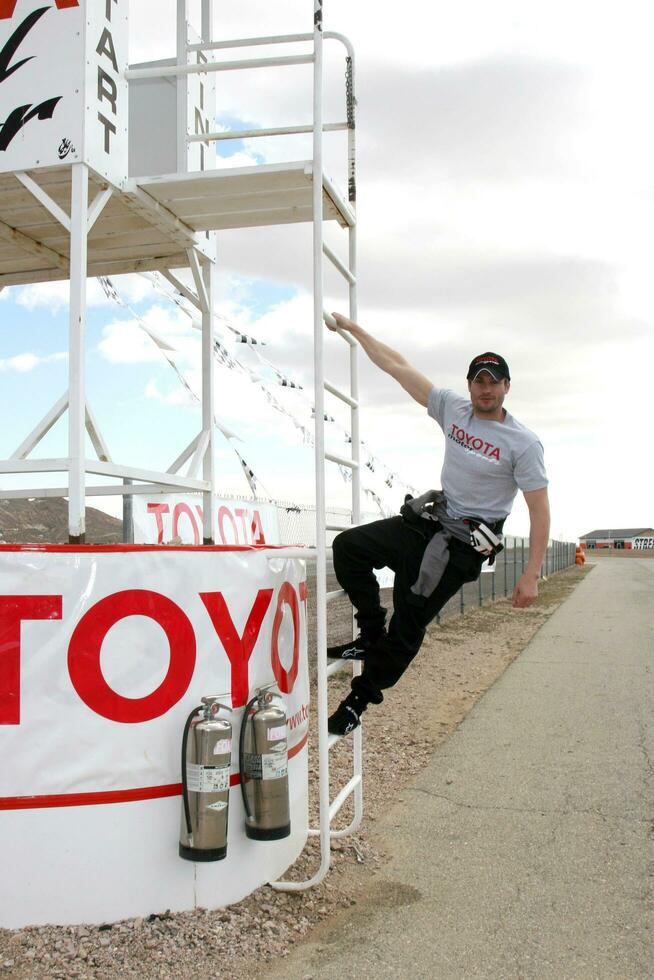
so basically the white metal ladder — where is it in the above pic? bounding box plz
[168,0,363,890]
[271,2,363,891]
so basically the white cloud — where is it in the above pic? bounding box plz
[0,352,67,372]
[98,305,198,364]
[144,379,195,407]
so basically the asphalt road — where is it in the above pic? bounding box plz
[269,557,654,979]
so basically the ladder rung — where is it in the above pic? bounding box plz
[323,311,357,348]
[325,452,359,469]
[324,379,358,408]
[323,243,356,284]
[326,588,346,601]
[329,774,362,821]
[189,122,347,143]
[188,32,314,53]
[326,523,352,532]
[327,659,348,677]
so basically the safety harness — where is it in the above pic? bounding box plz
[400,489,504,603]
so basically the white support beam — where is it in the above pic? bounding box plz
[0,458,70,474]
[15,172,71,232]
[159,268,202,311]
[201,255,216,543]
[10,392,69,459]
[0,254,191,289]
[187,429,210,478]
[87,187,113,233]
[85,459,209,491]
[187,248,209,314]
[167,432,202,474]
[85,401,112,463]
[0,483,201,500]
[68,163,89,541]
[0,219,68,272]
[123,184,198,247]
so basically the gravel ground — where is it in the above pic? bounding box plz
[0,565,590,980]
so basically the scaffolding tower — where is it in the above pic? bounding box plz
[0,0,363,891]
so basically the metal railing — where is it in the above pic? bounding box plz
[437,538,578,620]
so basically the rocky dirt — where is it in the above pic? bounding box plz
[0,565,592,980]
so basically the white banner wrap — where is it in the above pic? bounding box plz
[133,494,280,547]
[0,545,309,927]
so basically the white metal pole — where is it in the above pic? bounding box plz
[201,255,216,543]
[176,0,189,173]
[312,0,331,886]
[68,163,89,543]
[348,220,364,831]
[273,0,329,893]
[201,0,213,40]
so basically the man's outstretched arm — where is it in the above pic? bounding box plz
[512,487,550,608]
[330,312,433,407]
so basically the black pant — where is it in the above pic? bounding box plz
[332,516,483,705]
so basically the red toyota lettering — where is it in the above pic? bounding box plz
[217,506,238,545]
[0,596,62,724]
[172,503,200,545]
[200,589,274,708]
[68,590,196,723]
[147,503,169,544]
[271,582,300,695]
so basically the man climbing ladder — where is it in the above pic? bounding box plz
[326,312,550,737]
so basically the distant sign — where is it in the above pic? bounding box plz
[133,494,280,547]
[633,537,654,550]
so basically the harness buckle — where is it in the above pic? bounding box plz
[466,520,504,563]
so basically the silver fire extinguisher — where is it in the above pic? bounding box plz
[239,688,291,841]
[179,697,232,862]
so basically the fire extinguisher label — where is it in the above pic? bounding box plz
[268,725,287,742]
[213,739,232,755]
[261,753,288,780]
[186,763,230,793]
[243,752,288,780]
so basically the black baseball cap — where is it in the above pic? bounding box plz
[466,352,510,382]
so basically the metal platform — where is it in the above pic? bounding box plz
[0,162,353,288]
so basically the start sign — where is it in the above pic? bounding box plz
[0,0,128,182]
[0,544,310,927]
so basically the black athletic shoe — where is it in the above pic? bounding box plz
[328,701,361,736]
[327,630,385,661]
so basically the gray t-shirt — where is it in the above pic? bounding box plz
[427,387,548,522]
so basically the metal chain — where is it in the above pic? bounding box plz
[345,56,356,130]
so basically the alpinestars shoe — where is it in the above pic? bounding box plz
[328,701,361,736]
[327,630,385,661]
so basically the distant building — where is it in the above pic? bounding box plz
[579,528,654,550]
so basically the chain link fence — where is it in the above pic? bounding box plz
[271,498,577,626]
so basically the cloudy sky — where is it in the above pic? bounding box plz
[2,0,653,540]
